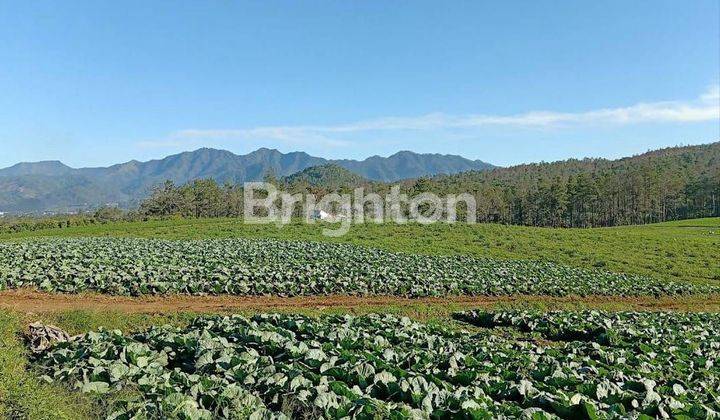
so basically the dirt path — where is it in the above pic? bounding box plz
[2,289,719,314]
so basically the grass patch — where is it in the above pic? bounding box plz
[0,311,93,419]
[42,310,200,336]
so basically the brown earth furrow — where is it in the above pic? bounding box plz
[2,289,720,314]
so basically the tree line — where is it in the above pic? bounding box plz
[426,142,720,227]
[133,143,720,228]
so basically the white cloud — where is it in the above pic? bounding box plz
[139,127,353,150]
[142,85,720,148]
[701,84,720,103]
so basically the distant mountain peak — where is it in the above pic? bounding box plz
[0,160,73,177]
[0,147,495,213]
[251,147,282,155]
[10,160,68,167]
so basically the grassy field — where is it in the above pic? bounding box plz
[2,217,718,285]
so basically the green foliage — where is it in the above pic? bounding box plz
[139,179,244,218]
[281,164,369,189]
[1,237,716,297]
[32,311,720,419]
[0,215,101,235]
[93,206,127,222]
[428,142,720,227]
[456,309,720,348]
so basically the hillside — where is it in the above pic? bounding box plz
[334,151,494,181]
[0,148,492,213]
[1,142,717,221]
[419,142,720,227]
[281,164,369,189]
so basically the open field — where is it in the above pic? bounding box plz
[1,218,719,418]
[1,217,719,285]
[2,1,718,417]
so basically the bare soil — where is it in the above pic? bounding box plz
[1,289,719,314]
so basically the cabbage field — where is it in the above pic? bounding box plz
[1,238,717,297]
[33,311,720,419]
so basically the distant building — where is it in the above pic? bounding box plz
[310,209,332,220]
[309,209,350,222]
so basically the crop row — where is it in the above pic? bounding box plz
[33,311,720,419]
[1,238,717,297]
[454,309,720,348]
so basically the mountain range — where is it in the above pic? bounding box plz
[0,148,494,213]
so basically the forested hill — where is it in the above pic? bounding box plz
[3,142,717,227]
[134,142,719,228]
[281,164,370,189]
[421,142,720,227]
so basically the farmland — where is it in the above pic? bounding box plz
[1,218,719,419]
[1,237,717,298]
[30,311,720,419]
[1,217,718,286]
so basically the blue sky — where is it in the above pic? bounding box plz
[0,0,718,168]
